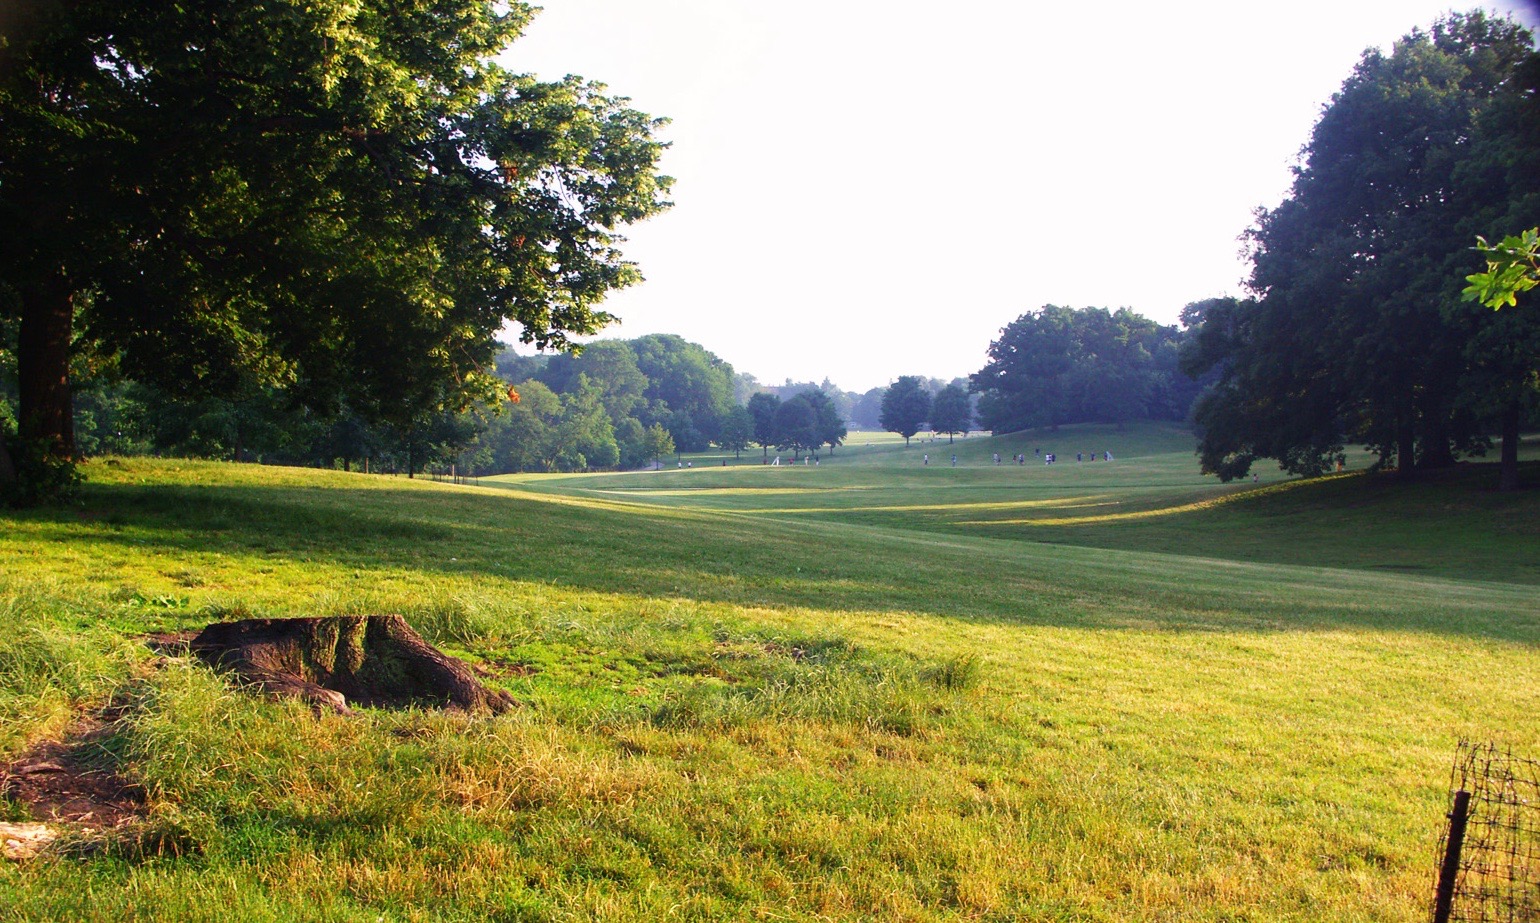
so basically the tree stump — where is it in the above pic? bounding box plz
[190,615,515,715]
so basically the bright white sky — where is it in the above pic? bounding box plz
[503,1,1539,393]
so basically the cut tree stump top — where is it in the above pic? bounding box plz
[190,614,515,715]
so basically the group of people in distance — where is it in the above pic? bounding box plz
[925,448,1115,466]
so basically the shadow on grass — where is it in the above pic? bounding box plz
[953,463,1540,587]
[8,468,1539,645]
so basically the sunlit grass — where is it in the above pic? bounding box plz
[0,437,1537,921]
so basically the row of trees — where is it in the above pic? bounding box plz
[877,377,974,444]
[968,306,1208,433]
[4,281,1001,474]
[1181,12,1539,490]
[5,326,892,474]
[530,335,736,454]
[1,333,735,476]
[744,390,844,459]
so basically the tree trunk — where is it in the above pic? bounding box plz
[1419,417,1457,470]
[190,615,516,714]
[1499,402,1521,492]
[17,272,76,458]
[0,427,16,490]
[1396,423,1416,481]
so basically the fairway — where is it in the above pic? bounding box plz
[2,426,1538,922]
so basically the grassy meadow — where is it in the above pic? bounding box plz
[2,422,1538,921]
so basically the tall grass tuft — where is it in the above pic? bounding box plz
[0,580,141,753]
[648,640,959,736]
[924,653,981,691]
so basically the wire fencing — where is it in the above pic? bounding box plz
[1432,740,1540,923]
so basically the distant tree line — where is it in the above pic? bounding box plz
[487,334,738,470]
[968,305,1207,433]
[4,331,877,474]
[741,390,845,459]
[0,333,747,475]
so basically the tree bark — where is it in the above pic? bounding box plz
[1396,423,1416,481]
[1419,417,1457,470]
[0,428,15,490]
[1499,402,1521,492]
[190,614,516,714]
[16,272,76,459]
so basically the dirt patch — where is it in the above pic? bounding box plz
[144,631,197,655]
[1,716,147,832]
[474,658,539,679]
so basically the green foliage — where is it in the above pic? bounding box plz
[971,306,1196,433]
[801,388,846,453]
[1191,12,1539,482]
[928,383,973,441]
[630,334,735,451]
[553,376,620,470]
[0,0,672,492]
[1464,228,1540,309]
[641,422,675,465]
[772,393,820,456]
[717,404,754,458]
[1,435,83,507]
[742,386,844,457]
[746,392,781,451]
[537,341,649,422]
[879,376,931,444]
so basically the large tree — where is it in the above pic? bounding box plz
[0,0,670,496]
[629,334,735,451]
[929,383,973,443]
[879,376,931,446]
[971,306,1182,432]
[718,404,754,459]
[746,392,780,460]
[772,394,820,458]
[1187,12,1538,485]
[799,389,846,455]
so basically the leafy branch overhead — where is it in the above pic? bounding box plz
[1463,228,1540,310]
[0,0,672,498]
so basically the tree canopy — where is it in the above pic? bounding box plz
[929,383,973,443]
[1184,12,1539,489]
[629,334,736,452]
[970,306,1199,433]
[879,377,931,445]
[0,0,671,498]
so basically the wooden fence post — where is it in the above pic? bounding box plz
[1433,788,1472,923]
